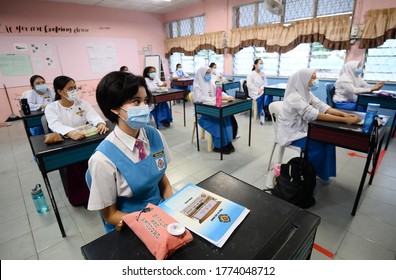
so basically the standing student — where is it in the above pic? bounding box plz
[45,75,108,206]
[247,59,272,119]
[193,66,235,154]
[277,68,360,181]
[333,60,384,111]
[87,71,173,233]
[25,75,56,135]
[143,66,173,127]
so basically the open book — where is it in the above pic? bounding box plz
[75,124,97,137]
[159,184,250,248]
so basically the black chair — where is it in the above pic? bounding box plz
[325,83,335,108]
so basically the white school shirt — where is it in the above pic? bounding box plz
[87,125,172,211]
[246,70,267,100]
[277,91,330,146]
[145,77,164,92]
[26,88,55,111]
[333,79,372,102]
[44,99,105,135]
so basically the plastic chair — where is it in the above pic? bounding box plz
[267,101,301,170]
[243,80,258,121]
[325,83,335,108]
[188,92,213,152]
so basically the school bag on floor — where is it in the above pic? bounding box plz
[269,157,316,209]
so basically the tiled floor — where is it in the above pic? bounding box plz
[1,101,396,260]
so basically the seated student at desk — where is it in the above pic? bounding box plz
[87,71,173,232]
[143,66,173,127]
[277,68,360,181]
[25,75,56,135]
[45,75,109,206]
[193,66,235,154]
[333,60,384,111]
[171,63,191,92]
[209,62,226,83]
[247,59,272,120]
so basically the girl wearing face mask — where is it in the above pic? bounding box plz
[333,61,384,111]
[209,62,224,83]
[172,63,190,80]
[277,68,360,181]
[87,72,173,232]
[193,66,235,154]
[247,59,272,119]
[143,66,173,127]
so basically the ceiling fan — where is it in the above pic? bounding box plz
[264,0,283,16]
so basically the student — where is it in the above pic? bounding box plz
[209,62,224,83]
[247,59,272,119]
[45,75,108,206]
[87,71,173,232]
[333,60,384,111]
[120,66,129,72]
[193,66,235,154]
[25,75,56,135]
[277,68,360,181]
[143,66,173,127]
[172,63,190,80]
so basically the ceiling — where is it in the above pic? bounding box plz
[39,0,203,13]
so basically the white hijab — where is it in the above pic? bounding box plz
[284,68,315,103]
[193,66,215,94]
[336,60,365,87]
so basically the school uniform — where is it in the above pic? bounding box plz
[333,61,371,111]
[247,70,272,118]
[145,77,173,126]
[25,88,55,135]
[277,68,336,181]
[193,66,233,149]
[44,99,106,206]
[87,125,172,232]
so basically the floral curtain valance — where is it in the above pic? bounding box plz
[359,8,396,49]
[165,31,225,58]
[228,14,351,54]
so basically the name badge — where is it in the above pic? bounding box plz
[152,151,165,158]
[76,108,85,117]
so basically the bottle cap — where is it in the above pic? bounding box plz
[31,184,42,195]
[167,223,186,236]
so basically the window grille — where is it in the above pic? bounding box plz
[165,15,205,39]
[364,39,396,82]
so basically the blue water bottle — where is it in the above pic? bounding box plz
[31,184,49,213]
[362,103,380,133]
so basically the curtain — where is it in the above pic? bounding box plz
[228,14,351,54]
[165,31,225,58]
[359,8,396,49]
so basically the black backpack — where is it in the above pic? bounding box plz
[270,157,316,209]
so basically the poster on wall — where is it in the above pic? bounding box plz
[0,54,33,76]
[30,42,57,70]
[86,42,117,73]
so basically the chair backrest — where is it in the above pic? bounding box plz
[325,83,335,108]
[268,101,284,141]
[41,115,50,134]
[187,92,195,103]
[242,80,249,96]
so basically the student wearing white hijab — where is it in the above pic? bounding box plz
[333,60,384,111]
[277,68,360,181]
[193,66,235,154]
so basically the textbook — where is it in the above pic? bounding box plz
[75,124,97,137]
[159,184,250,248]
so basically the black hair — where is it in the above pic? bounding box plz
[209,62,216,68]
[175,63,181,70]
[96,71,152,124]
[143,66,155,78]
[120,66,128,71]
[53,76,75,101]
[252,59,262,71]
[30,75,45,88]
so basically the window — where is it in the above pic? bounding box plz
[310,42,346,79]
[169,50,224,75]
[165,15,205,39]
[364,39,396,82]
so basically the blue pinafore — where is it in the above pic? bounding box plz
[86,125,167,233]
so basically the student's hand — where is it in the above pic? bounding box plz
[67,130,86,140]
[39,103,47,110]
[96,123,109,134]
[344,114,361,125]
[258,88,264,95]
[161,82,168,87]
[226,96,234,102]
[372,82,384,91]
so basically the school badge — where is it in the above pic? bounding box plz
[156,158,165,171]
[218,214,230,223]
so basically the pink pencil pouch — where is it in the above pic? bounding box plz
[122,203,193,260]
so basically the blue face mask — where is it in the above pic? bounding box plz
[120,105,151,130]
[258,64,263,71]
[355,67,363,76]
[204,73,212,82]
[35,84,48,93]
[309,79,319,91]
[149,72,156,79]
[177,68,183,72]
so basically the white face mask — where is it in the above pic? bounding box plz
[65,89,79,101]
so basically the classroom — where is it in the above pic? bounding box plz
[0,0,396,262]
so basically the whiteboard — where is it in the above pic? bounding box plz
[144,55,161,77]
[0,36,139,88]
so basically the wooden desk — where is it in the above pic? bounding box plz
[151,88,189,128]
[81,171,321,260]
[171,78,194,88]
[305,118,387,216]
[264,83,287,98]
[30,121,113,237]
[356,93,396,150]
[194,99,252,160]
